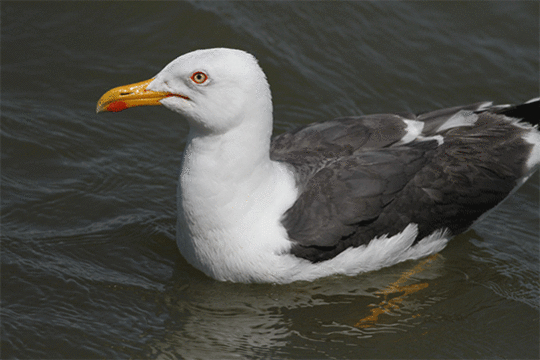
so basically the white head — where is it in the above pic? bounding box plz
[97,48,273,136]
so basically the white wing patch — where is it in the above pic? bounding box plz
[399,120,425,144]
[436,110,479,132]
[417,134,444,146]
[523,130,540,171]
[475,101,494,112]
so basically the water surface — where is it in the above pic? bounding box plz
[2,2,539,359]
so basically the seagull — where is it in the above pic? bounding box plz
[97,48,539,283]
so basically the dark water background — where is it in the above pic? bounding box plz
[2,2,539,359]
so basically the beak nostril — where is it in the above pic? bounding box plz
[120,92,131,96]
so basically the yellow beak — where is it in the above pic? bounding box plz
[96,78,188,113]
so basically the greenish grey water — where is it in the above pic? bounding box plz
[2,1,539,359]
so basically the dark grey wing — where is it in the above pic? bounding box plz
[285,129,528,263]
[271,114,418,188]
[272,114,411,156]
[277,101,538,263]
[281,141,436,250]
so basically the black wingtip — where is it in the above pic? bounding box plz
[495,98,540,126]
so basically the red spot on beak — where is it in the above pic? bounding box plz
[106,101,128,112]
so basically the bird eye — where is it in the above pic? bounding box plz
[191,71,208,84]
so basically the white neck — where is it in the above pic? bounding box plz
[175,105,298,281]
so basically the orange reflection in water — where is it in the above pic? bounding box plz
[355,254,439,328]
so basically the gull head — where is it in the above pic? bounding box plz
[97,48,272,135]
